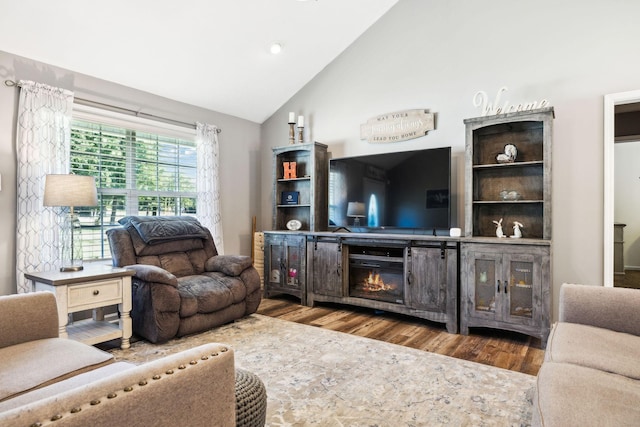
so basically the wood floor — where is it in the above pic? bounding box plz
[257,295,545,376]
[615,269,640,289]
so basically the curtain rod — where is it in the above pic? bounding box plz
[4,79,221,133]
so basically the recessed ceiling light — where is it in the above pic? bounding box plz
[270,43,282,54]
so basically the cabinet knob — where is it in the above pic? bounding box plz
[93,290,100,296]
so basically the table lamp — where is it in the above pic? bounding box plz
[347,202,366,227]
[44,174,98,271]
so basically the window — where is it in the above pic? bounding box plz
[70,107,197,260]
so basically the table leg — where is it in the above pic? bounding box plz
[119,305,132,349]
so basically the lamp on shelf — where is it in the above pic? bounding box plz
[44,174,98,272]
[347,202,366,227]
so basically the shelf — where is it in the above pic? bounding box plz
[67,318,122,346]
[277,177,311,182]
[277,204,311,208]
[473,200,543,204]
[473,160,543,169]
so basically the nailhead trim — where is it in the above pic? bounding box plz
[31,345,228,426]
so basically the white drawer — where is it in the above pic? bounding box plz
[68,279,122,308]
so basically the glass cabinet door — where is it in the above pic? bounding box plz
[504,253,537,325]
[285,239,304,289]
[267,238,285,286]
[469,252,503,319]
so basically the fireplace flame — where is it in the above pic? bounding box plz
[362,271,397,292]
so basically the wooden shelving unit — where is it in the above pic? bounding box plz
[272,142,328,232]
[461,108,554,347]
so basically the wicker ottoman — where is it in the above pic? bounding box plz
[235,369,267,427]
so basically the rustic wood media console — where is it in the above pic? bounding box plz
[264,231,459,334]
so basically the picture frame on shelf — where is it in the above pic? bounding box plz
[281,191,299,205]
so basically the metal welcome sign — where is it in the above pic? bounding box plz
[360,109,434,143]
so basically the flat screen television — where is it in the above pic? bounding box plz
[328,147,451,234]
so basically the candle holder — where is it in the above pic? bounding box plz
[297,126,304,144]
[288,122,296,144]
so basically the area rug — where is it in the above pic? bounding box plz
[108,314,536,426]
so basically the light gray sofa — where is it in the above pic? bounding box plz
[533,283,640,426]
[0,292,238,427]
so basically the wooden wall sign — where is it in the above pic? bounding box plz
[360,109,435,143]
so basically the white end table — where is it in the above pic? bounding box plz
[25,265,135,349]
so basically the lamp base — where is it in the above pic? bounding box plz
[60,265,84,272]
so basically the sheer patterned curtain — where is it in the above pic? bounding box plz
[196,122,224,254]
[15,81,74,293]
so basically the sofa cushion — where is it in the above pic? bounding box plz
[0,362,134,413]
[159,252,196,277]
[119,216,207,244]
[133,234,204,257]
[534,361,640,427]
[205,255,253,276]
[0,338,114,402]
[0,292,58,349]
[546,322,640,380]
[177,274,246,317]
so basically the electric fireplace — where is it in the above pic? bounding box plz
[348,246,404,304]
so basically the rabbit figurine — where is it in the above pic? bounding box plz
[493,218,505,238]
[511,221,523,238]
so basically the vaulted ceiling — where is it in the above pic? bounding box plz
[0,0,399,123]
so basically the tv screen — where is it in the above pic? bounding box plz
[328,147,451,234]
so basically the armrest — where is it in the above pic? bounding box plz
[125,264,178,287]
[205,255,253,276]
[0,292,59,348]
[0,343,236,427]
[559,283,640,336]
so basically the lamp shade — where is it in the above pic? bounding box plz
[347,202,366,218]
[44,174,98,207]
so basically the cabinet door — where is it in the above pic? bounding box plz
[407,247,446,312]
[283,236,305,290]
[309,240,343,297]
[502,252,540,327]
[265,235,285,287]
[265,235,305,290]
[467,251,504,321]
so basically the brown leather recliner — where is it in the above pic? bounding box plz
[107,216,261,343]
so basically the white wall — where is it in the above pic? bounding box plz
[0,51,262,295]
[261,0,640,320]
[615,141,640,269]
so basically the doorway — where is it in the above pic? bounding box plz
[603,90,640,287]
